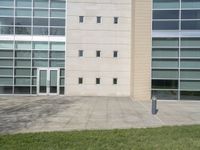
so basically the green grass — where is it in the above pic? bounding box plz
[0,125,200,150]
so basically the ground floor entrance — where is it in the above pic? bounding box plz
[37,68,60,95]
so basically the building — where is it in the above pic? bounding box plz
[0,0,199,101]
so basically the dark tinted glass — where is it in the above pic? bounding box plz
[0,26,13,34]
[182,10,200,19]
[33,18,48,26]
[0,17,14,25]
[182,21,200,30]
[152,90,178,100]
[15,18,31,26]
[153,10,179,19]
[50,19,65,26]
[50,28,65,35]
[153,21,179,30]
[152,80,178,89]
[15,27,31,35]
[33,27,48,35]
[180,91,200,100]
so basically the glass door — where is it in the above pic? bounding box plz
[37,68,59,95]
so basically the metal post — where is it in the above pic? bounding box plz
[152,96,158,115]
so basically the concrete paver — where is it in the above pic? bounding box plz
[0,96,200,134]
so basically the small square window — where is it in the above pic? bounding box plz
[97,16,101,23]
[79,16,84,23]
[96,50,101,57]
[79,78,83,84]
[96,78,101,85]
[113,78,118,85]
[113,51,118,58]
[114,17,119,24]
[79,50,84,57]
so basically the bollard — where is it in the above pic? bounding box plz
[152,96,157,115]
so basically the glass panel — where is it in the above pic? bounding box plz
[181,70,200,79]
[33,51,48,58]
[181,60,200,68]
[15,27,31,35]
[152,59,178,68]
[34,0,49,8]
[60,78,64,86]
[33,18,48,26]
[181,48,200,57]
[152,70,178,79]
[33,27,48,35]
[0,8,14,17]
[15,60,31,67]
[180,91,200,100]
[14,87,30,94]
[0,41,13,49]
[152,80,178,89]
[152,48,178,57]
[60,87,64,95]
[51,10,65,18]
[0,26,14,34]
[16,0,32,7]
[50,70,57,93]
[50,42,65,50]
[0,77,13,85]
[50,28,65,35]
[15,41,31,50]
[15,77,30,85]
[39,70,47,93]
[51,0,66,9]
[153,21,179,30]
[152,90,178,100]
[153,10,179,19]
[0,17,14,25]
[32,87,37,94]
[182,21,200,30]
[15,18,31,26]
[50,60,64,67]
[16,9,32,17]
[0,86,12,94]
[181,38,200,47]
[50,19,65,26]
[0,68,13,75]
[50,51,65,58]
[34,9,48,17]
[33,42,48,50]
[15,51,31,58]
[182,0,200,9]
[153,38,179,47]
[180,81,200,90]
[182,10,200,19]
[15,68,31,76]
[0,0,14,7]
[0,60,13,66]
[33,60,48,67]
[32,78,37,85]
[0,50,13,57]
[60,69,65,76]
[153,0,179,9]
[32,69,37,76]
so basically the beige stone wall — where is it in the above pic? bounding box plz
[131,0,152,101]
[66,0,131,96]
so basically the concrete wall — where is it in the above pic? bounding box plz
[131,0,152,101]
[66,0,131,96]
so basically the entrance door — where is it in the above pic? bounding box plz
[37,68,59,95]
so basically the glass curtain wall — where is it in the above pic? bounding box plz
[152,0,200,100]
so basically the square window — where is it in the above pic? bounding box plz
[113,51,118,58]
[114,17,119,24]
[96,78,101,85]
[97,16,101,23]
[113,78,118,85]
[79,50,84,57]
[79,16,84,23]
[96,50,101,57]
[79,78,83,84]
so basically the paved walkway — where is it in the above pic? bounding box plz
[0,96,200,134]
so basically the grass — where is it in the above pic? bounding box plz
[0,125,200,150]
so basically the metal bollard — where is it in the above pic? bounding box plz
[152,96,158,115]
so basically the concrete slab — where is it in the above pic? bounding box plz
[0,96,199,134]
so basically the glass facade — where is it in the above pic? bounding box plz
[0,0,66,95]
[152,0,200,100]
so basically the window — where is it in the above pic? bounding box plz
[79,78,83,84]
[113,78,118,85]
[113,51,118,58]
[97,16,101,23]
[79,50,83,57]
[96,78,101,85]
[96,50,101,57]
[79,16,84,23]
[114,17,119,24]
